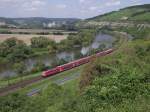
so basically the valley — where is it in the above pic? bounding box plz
[0,3,149,112]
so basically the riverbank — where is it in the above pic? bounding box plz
[0,30,128,89]
[0,29,115,78]
[0,64,85,95]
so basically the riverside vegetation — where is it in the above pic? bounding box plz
[0,4,150,112]
[0,28,102,84]
[0,27,149,112]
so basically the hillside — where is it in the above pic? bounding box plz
[88,4,150,22]
[0,3,150,112]
[0,34,149,112]
[0,17,80,29]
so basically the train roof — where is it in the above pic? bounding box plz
[45,49,113,71]
[57,49,113,68]
[57,56,91,67]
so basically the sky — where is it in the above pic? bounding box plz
[0,0,150,19]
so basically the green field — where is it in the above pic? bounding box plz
[88,4,150,22]
[0,4,150,112]
[10,65,85,95]
[0,28,149,112]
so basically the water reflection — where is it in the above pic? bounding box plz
[0,33,115,77]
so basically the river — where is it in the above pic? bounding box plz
[0,33,115,77]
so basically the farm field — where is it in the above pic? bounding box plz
[0,28,78,34]
[0,34,67,45]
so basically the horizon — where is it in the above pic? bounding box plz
[0,0,150,19]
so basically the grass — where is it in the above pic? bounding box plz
[89,4,150,22]
[131,12,150,21]
[1,28,149,112]
[16,65,85,94]
[77,38,150,112]
[115,27,150,40]
[62,79,79,96]
[0,72,41,88]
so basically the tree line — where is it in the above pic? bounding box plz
[0,39,149,112]
[0,28,101,82]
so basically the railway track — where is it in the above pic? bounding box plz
[0,51,113,96]
[27,72,80,96]
[0,51,110,96]
[0,31,129,97]
[0,76,43,96]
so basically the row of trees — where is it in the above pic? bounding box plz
[1,50,149,112]
[0,28,103,84]
[1,31,149,112]
[58,29,99,51]
[0,37,58,62]
[0,28,100,62]
[0,38,32,62]
[0,28,101,68]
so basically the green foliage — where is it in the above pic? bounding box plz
[115,27,150,40]
[58,29,99,51]
[74,51,84,59]
[31,61,47,73]
[0,93,29,112]
[0,27,149,112]
[31,36,56,48]
[77,39,150,112]
[13,62,26,74]
[0,37,33,62]
[89,44,106,55]
[88,4,150,22]
[0,38,149,112]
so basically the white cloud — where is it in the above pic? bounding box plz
[0,0,19,2]
[56,4,67,9]
[105,0,121,7]
[32,0,45,6]
[0,0,25,4]
[89,6,98,11]
[79,0,85,3]
[131,0,142,5]
[22,0,46,11]
[81,10,88,13]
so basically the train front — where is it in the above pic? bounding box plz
[42,71,47,77]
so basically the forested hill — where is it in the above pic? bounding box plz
[0,17,80,29]
[87,4,150,22]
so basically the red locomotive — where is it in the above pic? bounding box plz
[42,49,114,77]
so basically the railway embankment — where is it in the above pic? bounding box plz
[0,31,129,96]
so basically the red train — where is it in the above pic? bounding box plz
[42,49,114,77]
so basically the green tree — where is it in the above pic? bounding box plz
[0,37,32,62]
[34,61,46,71]
[0,93,28,112]
[13,62,26,81]
[4,37,18,47]
[31,36,56,48]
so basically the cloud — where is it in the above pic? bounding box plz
[131,0,142,5]
[81,10,88,13]
[56,4,67,9]
[79,0,86,3]
[0,0,20,2]
[0,0,149,19]
[22,0,46,11]
[89,6,98,11]
[105,0,121,7]
[32,0,46,6]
